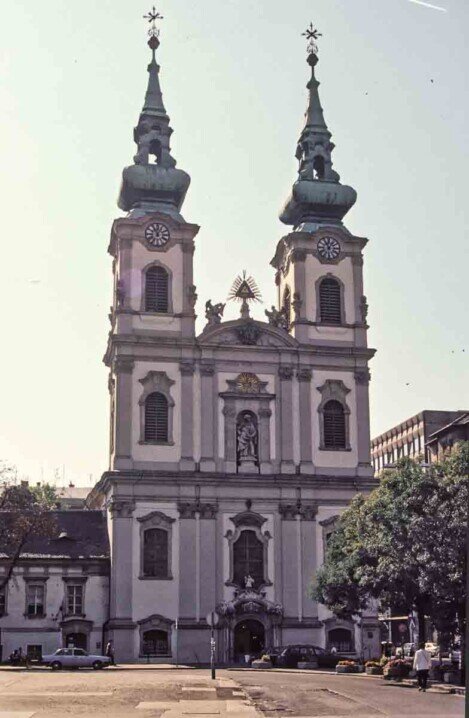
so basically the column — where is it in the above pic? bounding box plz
[278,366,295,474]
[179,360,195,471]
[113,357,134,470]
[351,253,367,348]
[222,400,237,473]
[297,368,314,474]
[108,499,136,661]
[181,242,196,338]
[355,369,373,476]
[200,362,216,472]
[291,248,309,343]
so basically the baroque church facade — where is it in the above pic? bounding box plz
[91,22,380,663]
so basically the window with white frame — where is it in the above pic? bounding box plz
[26,583,45,616]
[66,584,84,615]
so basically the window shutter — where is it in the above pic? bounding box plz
[319,278,341,324]
[323,400,346,449]
[144,392,168,442]
[145,266,169,312]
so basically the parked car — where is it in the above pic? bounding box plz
[273,644,341,669]
[42,648,111,670]
[263,647,286,666]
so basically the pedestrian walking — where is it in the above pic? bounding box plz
[413,641,431,692]
[105,640,115,666]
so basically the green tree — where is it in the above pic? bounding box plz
[0,463,57,590]
[312,443,468,646]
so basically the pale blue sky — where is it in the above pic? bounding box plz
[0,0,467,485]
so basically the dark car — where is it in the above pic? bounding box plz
[263,646,286,666]
[275,644,341,669]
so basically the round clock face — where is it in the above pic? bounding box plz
[145,222,170,247]
[317,236,340,260]
[236,372,260,393]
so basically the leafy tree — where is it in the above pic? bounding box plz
[312,443,468,647]
[0,463,57,590]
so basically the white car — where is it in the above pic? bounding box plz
[42,648,111,670]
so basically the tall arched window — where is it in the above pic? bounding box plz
[144,392,168,442]
[319,277,342,324]
[283,287,291,329]
[233,530,264,589]
[145,266,169,312]
[323,400,346,449]
[143,528,169,578]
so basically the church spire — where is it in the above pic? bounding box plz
[118,8,190,219]
[279,25,356,229]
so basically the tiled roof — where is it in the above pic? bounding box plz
[0,510,109,560]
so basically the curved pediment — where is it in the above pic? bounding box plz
[198,319,298,348]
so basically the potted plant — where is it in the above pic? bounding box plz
[383,659,412,679]
[336,660,359,674]
[365,660,383,675]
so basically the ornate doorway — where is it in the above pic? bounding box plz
[233,619,265,661]
[65,632,87,650]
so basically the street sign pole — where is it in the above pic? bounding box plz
[206,611,218,680]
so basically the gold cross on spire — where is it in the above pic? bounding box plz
[144,6,164,38]
[302,22,322,54]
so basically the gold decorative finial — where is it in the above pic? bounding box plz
[302,22,322,54]
[144,6,164,39]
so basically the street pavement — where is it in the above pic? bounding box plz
[0,666,464,718]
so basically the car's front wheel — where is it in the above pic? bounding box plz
[51,661,62,671]
[92,660,103,670]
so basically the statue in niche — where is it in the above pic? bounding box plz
[236,412,258,464]
[265,305,288,330]
[205,299,225,325]
[244,574,255,590]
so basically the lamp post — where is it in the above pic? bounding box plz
[206,611,219,679]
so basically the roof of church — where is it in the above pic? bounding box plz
[0,510,109,560]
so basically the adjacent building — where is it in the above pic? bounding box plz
[371,410,469,475]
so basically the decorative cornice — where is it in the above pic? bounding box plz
[278,365,294,381]
[229,510,267,529]
[137,510,176,525]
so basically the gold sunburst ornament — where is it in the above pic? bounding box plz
[228,270,262,320]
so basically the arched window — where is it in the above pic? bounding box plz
[145,266,169,312]
[143,528,169,578]
[233,530,264,589]
[313,155,325,180]
[319,277,342,324]
[283,287,291,329]
[144,392,168,442]
[323,400,346,449]
[142,629,169,656]
[328,627,353,653]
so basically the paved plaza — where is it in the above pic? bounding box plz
[0,667,463,718]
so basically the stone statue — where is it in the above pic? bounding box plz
[116,279,125,307]
[205,299,225,325]
[244,574,255,589]
[265,305,288,330]
[237,413,258,461]
[292,292,302,320]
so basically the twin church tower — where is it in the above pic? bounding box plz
[94,15,379,662]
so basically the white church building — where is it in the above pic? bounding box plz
[0,20,381,664]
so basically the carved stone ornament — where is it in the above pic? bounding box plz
[292,292,302,320]
[116,278,125,307]
[229,510,268,529]
[360,295,368,323]
[216,590,283,619]
[109,499,135,519]
[187,285,198,308]
[177,502,218,519]
[291,248,307,263]
[179,360,195,376]
[279,503,318,521]
[278,365,294,381]
[354,369,371,385]
[297,367,312,382]
[200,362,215,377]
[137,510,176,526]
[234,321,261,346]
[205,299,225,325]
[114,357,134,374]
[265,306,289,330]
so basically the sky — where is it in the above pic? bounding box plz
[0,0,467,486]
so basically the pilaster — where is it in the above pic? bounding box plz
[113,357,134,470]
[108,498,136,661]
[179,360,196,470]
[297,367,315,474]
[354,369,374,476]
[200,362,216,472]
[278,366,295,473]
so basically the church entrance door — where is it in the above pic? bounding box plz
[234,619,265,663]
[65,632,87,650]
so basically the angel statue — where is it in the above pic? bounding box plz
[265,305,288,330]
[244,574,255,590]
[205,299,225,326]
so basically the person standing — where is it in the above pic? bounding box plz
[105,640,115,666]
[413,641,431,691]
